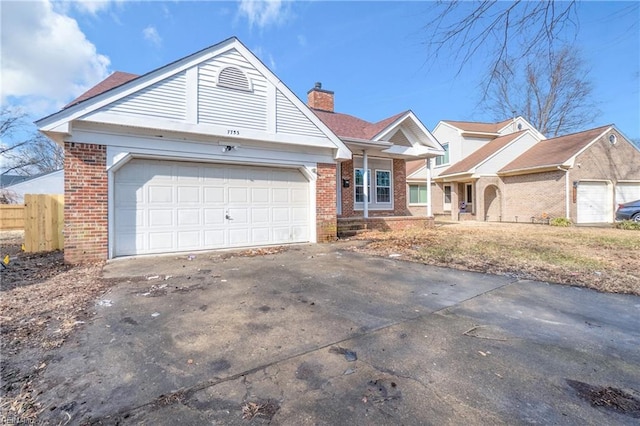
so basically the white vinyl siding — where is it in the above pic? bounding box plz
[276,90,325,137]
[198,49,268,130]
[103,72,186,120]
[114,159,311,256]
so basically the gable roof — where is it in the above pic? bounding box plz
[312,109,407,140]
[406,159,426,177]
[440,131,526,176]
[65,71,139,108]
[442,118,513,134]
[500,125,612,173]
[36,37,351,160]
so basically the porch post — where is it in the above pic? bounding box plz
[363,150,369,219]
[426,158,433,217]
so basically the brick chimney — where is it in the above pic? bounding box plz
[307,82,334,112]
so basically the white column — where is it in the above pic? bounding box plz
[426,158,433,217]
[363,150,369,219]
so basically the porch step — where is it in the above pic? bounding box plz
[337,218,369,239]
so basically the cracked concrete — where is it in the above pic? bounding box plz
[34,242,640,425]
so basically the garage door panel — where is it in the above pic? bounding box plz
[577,181,611,223]
[228,187,248,203]
[149,186,173,203]
[252,208,270,223]
[252,188,269,203]
[114,159,312,256]
[616,183,640,205]
[177,209,200,226]
[149,232,173,250]
[272,188,289,203]
[204,187,224,204]
[204,209,225,225]
[178,186,200,203]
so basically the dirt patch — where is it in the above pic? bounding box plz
[567,379,640,418]
[0,232,111,419]
[351,222,640,295]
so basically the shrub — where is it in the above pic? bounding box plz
[550,217,572,227]
[615,220,640,231]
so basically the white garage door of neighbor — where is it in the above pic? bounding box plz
[114,159,311,256]
[577,181,611,223]
[615,183,640,205]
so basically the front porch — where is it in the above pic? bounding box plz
[337,216,435,238]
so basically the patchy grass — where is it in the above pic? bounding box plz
[352,222,639,296]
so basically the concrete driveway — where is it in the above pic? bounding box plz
[38,242,640,425]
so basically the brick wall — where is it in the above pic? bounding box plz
[339,159,408,217]
[475,177,502,221]
[502,170,566,222]
[307,87,334,112]
[316,162,337,242]
[64,142,108,263]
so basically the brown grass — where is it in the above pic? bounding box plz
[352,221,640,295]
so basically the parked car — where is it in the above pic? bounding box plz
[615,199,640,222]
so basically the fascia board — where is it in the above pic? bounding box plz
[374,112,444,152]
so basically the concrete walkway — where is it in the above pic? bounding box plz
[38,242,640,425]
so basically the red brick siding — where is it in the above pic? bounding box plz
[316,162,337,242]
[366,216,435,231]
[339,159,408,217]
[64,142,108,263]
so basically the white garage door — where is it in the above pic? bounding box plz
[577,181,611,223]
[615,182,640,205]
[114,159,311,256]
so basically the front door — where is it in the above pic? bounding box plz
[465,183,473,213]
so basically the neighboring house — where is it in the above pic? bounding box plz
[1,170,64,203]
[408,122,640,224]
[406,117,544,217]
[36,37,443,263]
[0,175,31,188]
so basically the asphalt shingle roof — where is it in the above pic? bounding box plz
[312,109,407,140]
[65,71,139,108]
[500,125,611,172]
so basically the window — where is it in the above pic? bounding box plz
[376,170,391,203]
[409,185,428,204]
[443,185,452,210]
[435,143,449,166]
[355,168,370,203]
[466,184,473,204]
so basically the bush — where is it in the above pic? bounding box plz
[615,220,640,231]
[550,217,572,227]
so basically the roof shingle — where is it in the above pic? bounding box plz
[500,125,611,173]
[312,109,407,140]
[65,71,139,108]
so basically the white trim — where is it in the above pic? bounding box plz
[185,67,198,123]
[375,169,392,204]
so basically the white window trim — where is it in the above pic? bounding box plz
[354,167,371,204]
[375,169,392,204]
[408,184,428,206]
[435,142,450,167]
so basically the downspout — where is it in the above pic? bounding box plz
[561,166,570,219]
[363,150,369,219]
[426,158,433,217]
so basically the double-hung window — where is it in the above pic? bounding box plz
[376,170,391,203]
[355,168,371,203]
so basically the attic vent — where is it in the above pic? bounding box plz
[218,66,251,91]
[517,123,523,130]
[609,134,617,145]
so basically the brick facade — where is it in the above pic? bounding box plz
[64,142,108,263]
[307,85,334,112]
[340,159,408,217]
[316,162,338,242]
[502,170,566,222]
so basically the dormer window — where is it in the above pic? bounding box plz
[217,66,251,91]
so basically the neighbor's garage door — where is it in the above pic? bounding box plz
[615,182,640,205]
[114,159,310,256]
[576,181,612,223]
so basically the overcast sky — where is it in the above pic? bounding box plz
[2,0,639,141]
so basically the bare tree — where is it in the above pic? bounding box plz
[482,47,599,137]
[424,1,579,82]
[1,107,64,176]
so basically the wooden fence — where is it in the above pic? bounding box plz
[24,194,64,253]
[0,205,25,230]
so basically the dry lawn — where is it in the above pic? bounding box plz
[353,221,640,296]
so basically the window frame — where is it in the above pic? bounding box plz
[354,168,371,204]
[409,184,428,205]
[375,169,391,203]
[435,143,450,166]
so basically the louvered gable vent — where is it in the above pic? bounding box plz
[217,66,251,91]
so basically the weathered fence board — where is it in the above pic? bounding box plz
[0,205,25,230]
[24,194,64,252]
